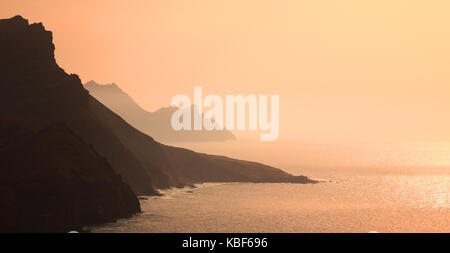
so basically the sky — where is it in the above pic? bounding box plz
[1,0,450,144]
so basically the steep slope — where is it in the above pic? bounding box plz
[84,80,236,142]
[0,16,158,195]
[0,16,316,198]
[0,124,140,232]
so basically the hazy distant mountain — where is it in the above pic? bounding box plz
[84,80,236,142]
[0,16,315,231]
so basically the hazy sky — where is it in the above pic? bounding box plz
[2,0,450,143]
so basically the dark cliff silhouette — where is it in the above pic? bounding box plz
[0,124,140,232]
[0,16,141,232]
[84,80,236,142]
[0,15,316,231]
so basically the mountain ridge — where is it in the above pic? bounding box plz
[84,80,237,142]
[0,15,316,196]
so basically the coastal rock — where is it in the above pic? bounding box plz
[0,15,317,199]
[0,124,140,232]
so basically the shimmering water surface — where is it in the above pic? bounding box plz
[91,171,449,233]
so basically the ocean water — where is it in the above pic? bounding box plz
[90,139,449,232]
[91,171,449,233]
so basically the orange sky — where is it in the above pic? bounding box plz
[1,0,450,143]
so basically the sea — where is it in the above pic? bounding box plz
[91,139,450,233]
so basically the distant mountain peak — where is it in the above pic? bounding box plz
[84,81,237,142]
[85,80,120,90]
[85,80,101,86]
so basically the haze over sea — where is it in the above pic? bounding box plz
[92,139,449,233]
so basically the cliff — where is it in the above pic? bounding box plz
[0,15,316,200]
[0,124,140,232]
